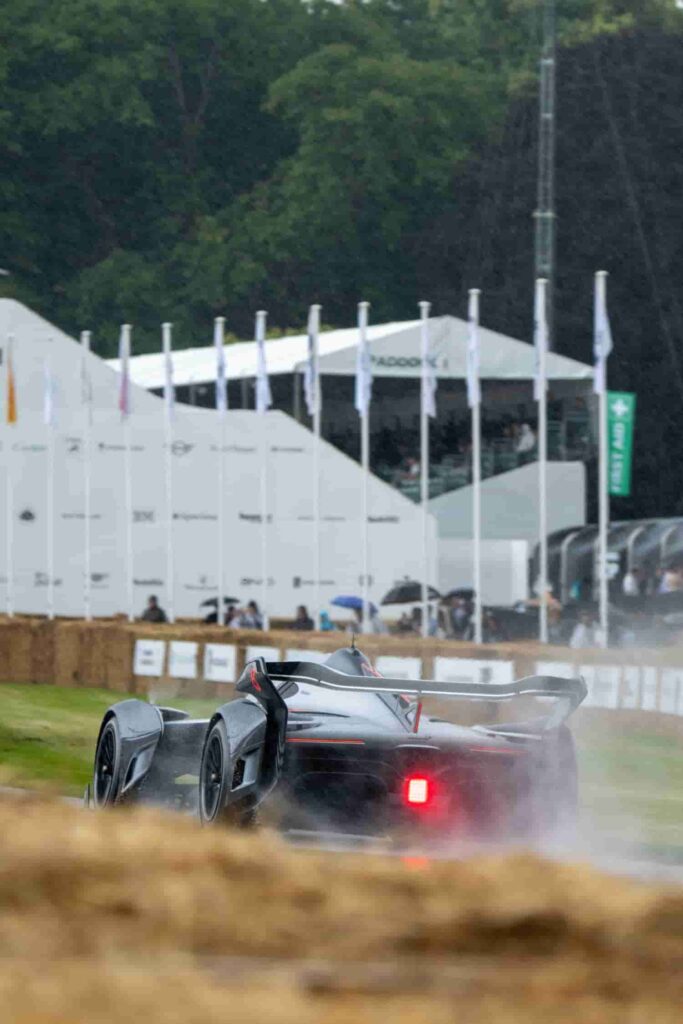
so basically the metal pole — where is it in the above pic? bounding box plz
[215,316,226,626]
[81,331,92,620]
[162,322,175,623]
[469,288,483,645]
[537,279,549,643]
[5,334,15,617]
[256,309,269,628]
[46,355,55,620]
[596,270,609,647]
[419,301,431,640]
[534,0,557,350]
[122,324,134,623]
[358,301,370,634]
[310,304,322,631]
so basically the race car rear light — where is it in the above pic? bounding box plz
[403,775,431,807]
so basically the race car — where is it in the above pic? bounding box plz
[90,645,586,841]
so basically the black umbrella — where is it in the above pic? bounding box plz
[441,588,475,602]
[200,596,239,608]
[381,580,441,605]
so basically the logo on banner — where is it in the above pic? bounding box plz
[34,572,63,587]
[134,577,163,587]
[133,509,155,524]
[271,446,304,454]
[173,512,217,522]
[183,575,216,592]
[62,511,103,521]
[293,576,337,588]
[91,572,110,589]
[240,576,274,587]
[18,508,36,523]
[65,437,82,454]
[369,515,399,524]
[239,512,273,523]
[171,441,194,457]
[98,442,145,453]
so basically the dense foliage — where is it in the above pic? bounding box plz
[0,0,681,516]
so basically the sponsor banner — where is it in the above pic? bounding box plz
[583,665,620,709]
[621,666,641,709]
[285,648,328,665]
[183,575,217,593]
[375,655,422,680]
[436,657,514,685]
[168,640,198,679]
[659,669,682,715]
[203,643,237,683]
[246,645,281,664]
[133,639,165,677]
[641,667,658,711]
[535,661,574,679]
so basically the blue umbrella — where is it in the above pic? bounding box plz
[331,595,377,615]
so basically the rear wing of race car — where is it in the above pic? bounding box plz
[258,659,587,733]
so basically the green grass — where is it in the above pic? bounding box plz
[0,684,218,796]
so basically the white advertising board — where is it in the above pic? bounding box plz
[133,639,165,677]
[375,655,422,680]
[203,643,236,683]
[246,645,281,664]
[168,641,198,679]
[285,649,327,664]
[435,658,514,685]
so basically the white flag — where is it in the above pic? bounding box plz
[420,303,436,418]
[80,331,93,414]
[162,323,174,420]
[354,301,372,416]
[214,317,227,414]
[43,355,56,427]
[467,290,481,408]
[255,310,272,414]
[118,324,131,418]
[593,274,613,395]
[533,280,547,402]
[303,305,320,418]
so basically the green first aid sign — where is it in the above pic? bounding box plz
[607,391,636,497]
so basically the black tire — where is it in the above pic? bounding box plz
[199,720,232,824]
[93,718,122,808]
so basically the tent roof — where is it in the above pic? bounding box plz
[107,315,592,388]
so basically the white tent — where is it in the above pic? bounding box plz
[108,316,593,389]
[0,300,437,619]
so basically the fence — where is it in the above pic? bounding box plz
[1,615,683,715]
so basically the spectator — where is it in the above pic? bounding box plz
[515,422,536,455]
[569,610,596,649]
[141,595,167,623]
[349,605,388,635]
[319,610,336,632]
[395,611,415,635]
[292,605,314,631]
[448,596,470,638]
[622,567,641,597]
[234,600,264,630]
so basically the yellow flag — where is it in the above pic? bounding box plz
[6,338,17,424]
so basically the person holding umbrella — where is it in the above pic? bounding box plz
[330,595,387,634]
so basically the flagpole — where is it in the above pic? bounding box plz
[81,331,92,620]
[596,269,609,648]
[162,322,175,623]
[357,301,371,634]
[309,304,322,632]
[468,290,483,644]
[536,279,549,644]
[419,301,431,640]
[45,352,55,621]
[255,310,270,628]
[5,334,15,618]
[214,317,226,626]
[120,324,134,623]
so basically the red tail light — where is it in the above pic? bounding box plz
[403,775,431,807]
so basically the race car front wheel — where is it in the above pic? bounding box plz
[199,720,230,824]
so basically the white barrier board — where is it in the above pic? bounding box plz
[168,641,198,679]
[133,639,165,677]
[246,645,281,665]
[375,655,422,680]
[285,648,328,664]
[203,643,236,683]
[435,658,514,685]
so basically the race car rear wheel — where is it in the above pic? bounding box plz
[199,721,229,823]
[93,718,122,808]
